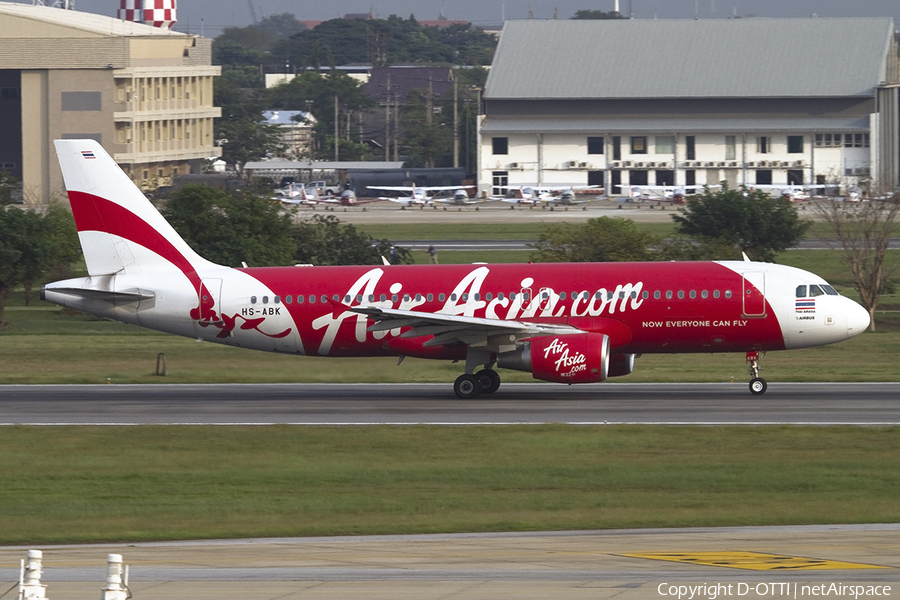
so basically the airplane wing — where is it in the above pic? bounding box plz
[350,305,582,350]
[368,186,416,193]
[418,185,476,192]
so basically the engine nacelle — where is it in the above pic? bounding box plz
[497,333,609,384]
[608,353,635,378]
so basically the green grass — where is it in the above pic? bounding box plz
[0,425,897,543]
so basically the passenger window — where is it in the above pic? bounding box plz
[666,290,673,299]
[309,295,316,304]
[380,294,386,302]
[689,290,696,299]
[332,294,339,301]
[356,295,363,303]
[416,294,423,301]
[263,296,269,304]
[344,295,351,303]
[427,293,434,302]
[653,291,660,299]
[677,290,684,299]
[285,296,292,304]
[559,292,566,300]
[809,285,825,297]
[701,290,708,299]
[451,293,458,301]
[439,293,446,301]
[725,290,732,298]
[796,285,807,297]
[274,296,281,304]
[250,296,257,304]
[713,290,720,299]
[392,294,398,302]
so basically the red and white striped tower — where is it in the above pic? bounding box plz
[118,0,177,29]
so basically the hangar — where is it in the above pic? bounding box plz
[478,18,900,197]
[0,2,221,204]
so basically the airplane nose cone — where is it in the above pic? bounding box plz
[846,300,870,338]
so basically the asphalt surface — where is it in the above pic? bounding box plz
[1,525,897,599]
[1,382,899,424]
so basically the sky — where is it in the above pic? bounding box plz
[22,0,900,36]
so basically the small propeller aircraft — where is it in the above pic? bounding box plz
[369,185,476,207]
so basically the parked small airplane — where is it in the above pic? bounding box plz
[615,184,704,203]
[369,185,475,207]
[495,185,597,207]
[45,140,870,398]
[745,184,841,202]
[273,183,318,205]
[313,189,384,207]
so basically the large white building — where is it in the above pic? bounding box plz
[478,18,900,197]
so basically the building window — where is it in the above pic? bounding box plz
[787,170,803,185]
[787,135,804,153]
[629,170,649,186]
[725,135,736,160]
[685,136,695,160]
[1,87,21,99]
[631,136,647,154]
[685,169,696,186]
[756,169,773,185]
[588,171,605,187]
[815,133,842,148]
[587,136,604,154]
[843,133,869,148]
[655,136,675,155]
[756,136,770,154]
[612,136,621,160]
[492,137,508,155]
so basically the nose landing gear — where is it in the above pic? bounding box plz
[746,350,767,395]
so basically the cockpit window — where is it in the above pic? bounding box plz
[808,285,825,297]
[795,285,807,298]
[822,285,839,296]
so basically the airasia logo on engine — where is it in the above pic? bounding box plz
[530,333,609,384]
[543,338,587,377]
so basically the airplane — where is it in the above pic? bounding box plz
[369,185,475,207]
[312,189,385,208]
[541,187,601,207]
[615,184,705,204]
[745,184,841,202]
[495,185,597,207]
[44,139,870,399]
[273,183,318,205]
[433,188,485,207]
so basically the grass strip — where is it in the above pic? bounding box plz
[1,425,897,544]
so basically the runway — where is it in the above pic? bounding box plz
[1,525,897,599]
[1,382,899,425]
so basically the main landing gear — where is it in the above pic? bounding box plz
[746,350,767,395]
[453,349,502,399]
[454,369,501,399]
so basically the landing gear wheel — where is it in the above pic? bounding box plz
[749,377,767,395]
[475,369,501,394]
[454,374,481,399]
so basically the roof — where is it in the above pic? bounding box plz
[480,116,871,134]
[245,161,406,170]
[366,65,454,102]
[0,1,185,36]
[485,18,896,100]
[262,111,314,125]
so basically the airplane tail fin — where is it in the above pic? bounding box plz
[54,139,219,277]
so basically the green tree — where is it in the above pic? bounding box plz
[672,185,810,263]
[572,10,625,19]
[215,78,283,175]
[530,217,658,263]
[292,214,412,266]
[0,204,80,322]
[162,185,296,267]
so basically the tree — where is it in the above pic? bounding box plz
[571,10,625,19]
[215,78,284,176]
[162,185,296,267]
[0,204,80,322]
[813,194,900,332]
[671,185,810,263]
[292,214,412,266]
[530,217,658,263]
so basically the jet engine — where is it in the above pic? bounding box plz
[497,333,610,384]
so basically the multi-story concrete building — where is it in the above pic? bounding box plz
[478,18,900,197]
[0,2,221,204]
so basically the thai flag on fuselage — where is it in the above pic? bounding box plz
[81,150,96,159]
[796,298,815,310]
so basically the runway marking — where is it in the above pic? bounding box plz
[621,551,889,571]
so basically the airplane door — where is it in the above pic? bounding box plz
[199,278,223,324]
[742,271,766,317]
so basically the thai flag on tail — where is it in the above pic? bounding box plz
[81,150,96,159]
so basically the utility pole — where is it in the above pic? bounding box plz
[427,74,433,126]
[453,76,459,168]
[334,94,339,161]
[384,74,391,161]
